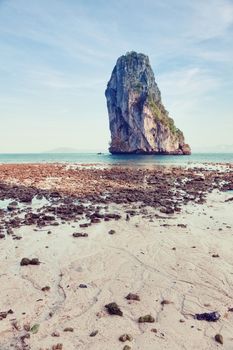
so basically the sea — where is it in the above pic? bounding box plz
[0,153,232,166]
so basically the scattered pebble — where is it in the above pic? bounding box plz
[72,232,88,238]
[195,311,220,322]
[20,258,40,266]
[138,315,155,323]
[105,302,123,316]
[125,293,140,301]
[63,327,74,332]
[119,334,133,342]
[51,331,60,337]
[215,334,223,345]
[90,330,98,337]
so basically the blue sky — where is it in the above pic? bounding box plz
[0,0,233,152]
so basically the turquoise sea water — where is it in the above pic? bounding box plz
[0,153,232,165]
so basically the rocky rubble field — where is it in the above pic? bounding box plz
[0,163,233,350]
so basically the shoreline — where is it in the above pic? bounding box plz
[0,163,233,349]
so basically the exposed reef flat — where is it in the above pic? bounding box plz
[0,163,233,349]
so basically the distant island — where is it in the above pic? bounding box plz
[105,51,191,155]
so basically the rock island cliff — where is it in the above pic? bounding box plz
[105,51,191,155]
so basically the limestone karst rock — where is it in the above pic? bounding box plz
[105,51,191,155]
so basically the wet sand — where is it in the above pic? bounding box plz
[0,164,233,349]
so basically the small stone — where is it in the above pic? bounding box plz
[215,334,223,345]
[119,334,133,342]
[41,286,50,292]
[138,315,155,323]
[212,254,219,258]
[79,284,87,288]
[52,344,63,350]
[125,293,140,301]
[108,229,116,235]
[0,233,5,239]
[123,346,131,350]
[63,327,74,332]
[161,299,172,305]
[90,330,98,337]
[151,328,157,333]
[51,331,60,337]
[72,232,88,238]
[105,302,123,316]
[30,258,40,265]
[20,258,31,266]
[195,311,220,322]
[23,324,30,331]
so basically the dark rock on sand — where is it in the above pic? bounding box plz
[20,258,40,266]
[195,311,220,322]
[119,334,133,342]
[125,293,140,301]
[63,327,74,332]
[138,314,155,323]
[215,334,223,345]
[72,232,88,238]
[90,330,98,337]
[105,302,123,316]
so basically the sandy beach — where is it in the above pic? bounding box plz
[0,164,233,350]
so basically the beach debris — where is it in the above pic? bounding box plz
[80,223,90,228]
[105,302,123,316]
[125,293,140,301]
[79,284,87,288]
[126,214,130,221]
[108,229,116,235]
[123,345,131,350]
[212,254,219,258]
[63,327,74,332]
[7,228,14,235]
[215,334,223,345]
[151,328,157,333]
[160,207,174,214]
[228,307,233,312]
[41,286,50,292]
[72,232,88,238]
[225,197,233,202]
[20,258,40,266]
[7,201,18,211]
[51,331,60,337]
[90,330,98,337]
[177,224,187,228]
[52,344,63,350]
[194,311,220,322]
[23,324,31,331]
[161,299,172,305]
[119,334,133,342]
[30,324,40,334]
[0,309,13,320]
[138,315,155,323]
[0,233,5,239]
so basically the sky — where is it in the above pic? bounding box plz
[0,0,233,153]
